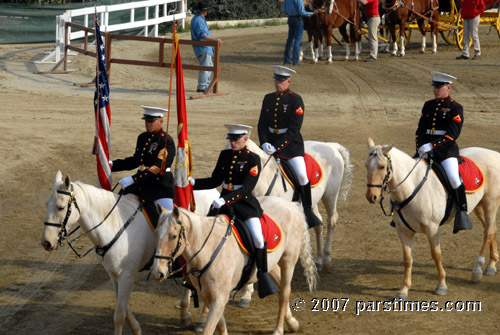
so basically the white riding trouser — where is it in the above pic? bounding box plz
[441,157,461,189]
[154,198,174,210]
[288,156,309,186]
[245,217,264,249]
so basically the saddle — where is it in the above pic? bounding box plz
[431,156,485,194]
[279,153,323,201]
[227,213,283,292]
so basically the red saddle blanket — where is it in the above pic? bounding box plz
[280,153,323,188]
[460,156,485,193]
[230,213,283,255]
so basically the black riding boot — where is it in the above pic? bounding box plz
[299,182,322,229]
[255,243,279,298]
[452,184,473,234]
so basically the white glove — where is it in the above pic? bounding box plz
[262,142,276,155]
[119,176,134,189]
[212,197,226,209]
[418,143,433,157]
[188,176,195,186]
[109,160,113,168]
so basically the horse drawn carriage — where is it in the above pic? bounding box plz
[305,0,500,58]
[362,0,500,53]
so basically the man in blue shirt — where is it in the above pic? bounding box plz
[190,0,221,93]
[282,0,317,66]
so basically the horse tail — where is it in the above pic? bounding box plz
[298,209,318,291]
[330,143,354,202]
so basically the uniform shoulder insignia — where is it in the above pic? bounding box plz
[249,164,259,177]
[157,148,167,159]
[295,106,304,115]
[452,114,462,123]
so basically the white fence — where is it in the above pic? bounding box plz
[35,0,186,64]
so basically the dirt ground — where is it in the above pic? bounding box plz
[1,23,500,334]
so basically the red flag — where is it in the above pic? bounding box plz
[92,19,112,190]
[173,33,195,210]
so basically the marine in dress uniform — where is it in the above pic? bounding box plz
[110,106,176,209]
[190,124,278,298]
[415,72,472,234]
[257,65,322,229]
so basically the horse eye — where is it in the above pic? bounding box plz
[378,165,385,170]
[57,207,65,211]
[169,234,176,241]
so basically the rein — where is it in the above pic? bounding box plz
[44,182,142,258]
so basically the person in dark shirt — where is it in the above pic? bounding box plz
[258,65,322,229]
[110,106,175,210]
[415,72,472,234]
[189,123,278,298]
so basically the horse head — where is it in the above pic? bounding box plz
[365,138,394,203]
[41,171,81,251]
[153,205,186,282]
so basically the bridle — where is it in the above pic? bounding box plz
[154,211,235,290]
[367,152,428,219]
[44,182,132,258]
[44,184,81,248]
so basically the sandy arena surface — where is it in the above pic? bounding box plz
[1,23,500,334]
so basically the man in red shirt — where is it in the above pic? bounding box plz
[359,0,380,62]
[456,0,485,60]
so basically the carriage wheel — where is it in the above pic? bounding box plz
[395,26,412,47]
[440,29,457,45]
[496,7,500,38]
[456,13,472,50]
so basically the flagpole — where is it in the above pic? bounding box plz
[92,9,101,156]
[161,24,178,174]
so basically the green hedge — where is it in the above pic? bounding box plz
[188,0,283,20]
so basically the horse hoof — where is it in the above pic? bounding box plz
[180,316,193,328]
[238,298,251,308]
[327,61,332,64]
[432,50,437,54]
[194,322,205,333]
[395,293,407,301]
[322,261,332,271]
[484,267,497,276]
[286,317,300,333]
[434,286,447,296]
[400,54,405,57]
[419,50,425,54]
[471,271,483,283]
[391,53,397,57]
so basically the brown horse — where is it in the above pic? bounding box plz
[312,0,361,63]
[385,0,439,56]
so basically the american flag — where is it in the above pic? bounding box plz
[92,19,112,190]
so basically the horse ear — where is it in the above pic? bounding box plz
[367,138,375,149]
[55,171,63,184]
[64,175,71,189]
[382,144,394,155]
[156,203,165,215]
[173,206,181,220]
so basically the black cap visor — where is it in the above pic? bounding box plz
[226,133,245,140]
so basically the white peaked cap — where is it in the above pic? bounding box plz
[141,105,167,120]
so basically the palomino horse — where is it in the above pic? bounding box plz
[152,197,317,335]
[312,0,361,63]
[41,171,219,335]
[365,139,500,299]
[384,0,439,56]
